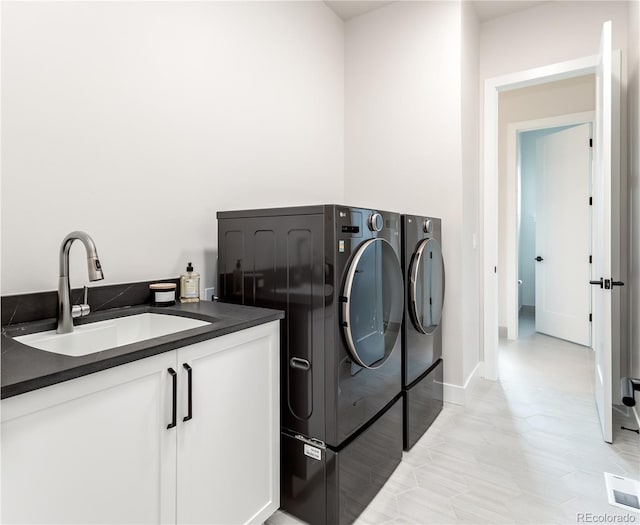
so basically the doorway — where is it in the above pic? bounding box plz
[514,121,594,347]
[504,109,596,342]
[483,22,622,443]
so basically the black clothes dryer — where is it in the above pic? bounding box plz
[401,215,445,451]
[217,205,404,525]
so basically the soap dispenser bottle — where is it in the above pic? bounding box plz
[180,262,200,303]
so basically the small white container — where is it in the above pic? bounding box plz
[150,283,177,306]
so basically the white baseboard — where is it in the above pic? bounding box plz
[443,361,484,406]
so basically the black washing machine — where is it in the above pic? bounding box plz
[401,215,445,451]
[217,205,404,525]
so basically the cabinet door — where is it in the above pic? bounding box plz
[1,352,177,525]
[176,321,280,524]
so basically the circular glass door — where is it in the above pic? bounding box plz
[409,238,445,334]
[341,238,404,369]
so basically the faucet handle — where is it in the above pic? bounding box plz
[72,304,90,318]
[71,287,91,318]
[80,286,91,316]
[71,304,84,318]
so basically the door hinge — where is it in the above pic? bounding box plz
[589,196,593,206]
[589,138,593,148]
[589,255,592,264]
[589,313,592,322]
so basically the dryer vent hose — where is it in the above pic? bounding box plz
[621,377,640,407]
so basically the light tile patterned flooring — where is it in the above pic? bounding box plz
[267,312,640,524]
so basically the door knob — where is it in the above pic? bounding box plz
[534,256,544,262]
[604,279,625,289]
[589,278,623,289]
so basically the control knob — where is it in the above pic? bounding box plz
[368,213,383,232]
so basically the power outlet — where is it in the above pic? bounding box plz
[204,287,216,302]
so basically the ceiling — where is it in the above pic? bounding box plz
[472,1,548,22]
[323,1,549,22]
[324,1,395,21]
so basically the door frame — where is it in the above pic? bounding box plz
[505,112,595,341]
[482,51,620,381]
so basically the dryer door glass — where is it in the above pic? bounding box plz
[341,238,404,369]
[409,238,445,334]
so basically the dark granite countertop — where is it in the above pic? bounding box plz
[1,301,284,399]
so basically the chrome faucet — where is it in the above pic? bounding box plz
[57,231,104,334]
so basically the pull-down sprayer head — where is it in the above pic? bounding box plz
[59,231,104,281]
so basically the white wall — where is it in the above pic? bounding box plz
[461,0,481,383]
[1,1,344,295]
[345,1,480,389]
[629,0,640,379]
[480,1,629,79]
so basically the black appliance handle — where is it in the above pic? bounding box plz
[290,357,311,371]
[167,368,177,429]
[183,363,193,422]
[409,238,431,335]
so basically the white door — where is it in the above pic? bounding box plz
[534,124,592,346]
[592,20,617,444]
[1,352,178,524]
[176,322,280,524]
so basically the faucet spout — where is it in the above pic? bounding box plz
[57,231,104,334]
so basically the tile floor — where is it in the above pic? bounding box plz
[267,311,639,524]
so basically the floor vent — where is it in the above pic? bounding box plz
[605,472,640,513]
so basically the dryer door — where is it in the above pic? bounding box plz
[409,238,445,334]
[341,238,404,369]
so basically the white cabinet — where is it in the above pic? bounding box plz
[176,323,280,524]
[1,321,280,525]
[1,351,178,524]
